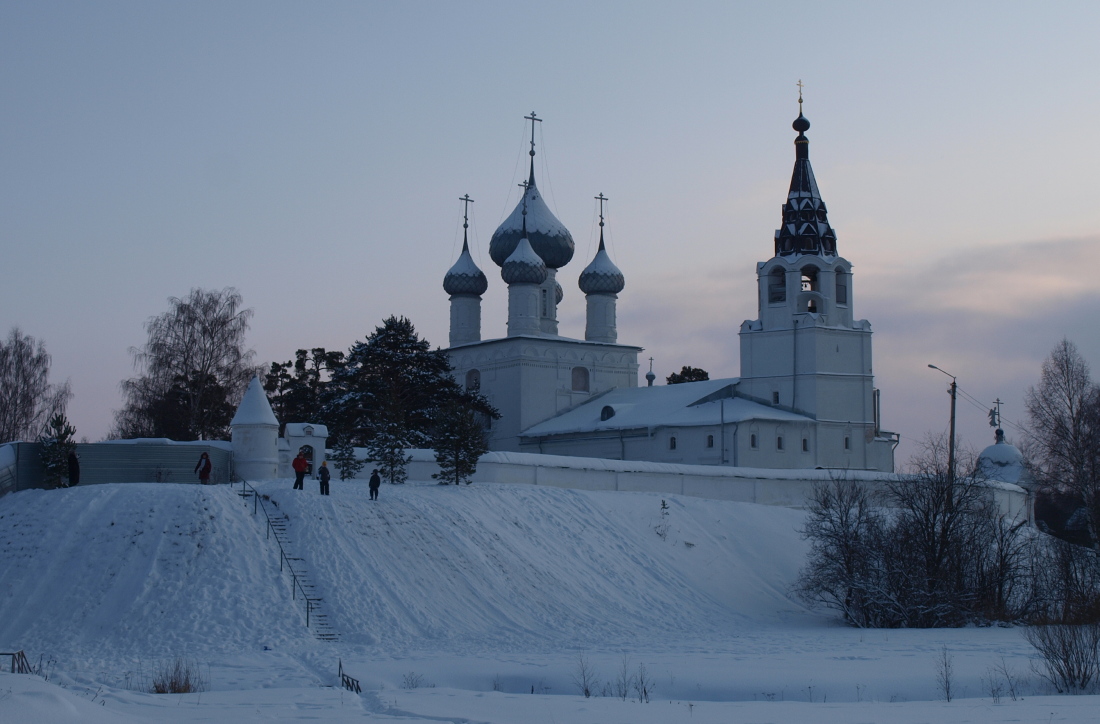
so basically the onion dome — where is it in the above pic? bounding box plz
[774,103,838,257]
[501,219,547,285]
[555,280,564,304]
[443,222,488,296]
[579,236,625,295]
[489,116,574,268]
[977,428,1031,487]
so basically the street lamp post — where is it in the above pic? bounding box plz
[928,364,957,486]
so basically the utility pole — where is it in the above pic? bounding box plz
[928,364,957,486]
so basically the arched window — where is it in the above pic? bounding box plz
[801,266,820,313]
[465,369,481,390]
[802,438,809,452]
[835,267,849,305]
[571,367,590,392]
[776,436,784,451]
[600,405,615,421]
[669,436,677,450]
[844,436,851,451]
[299,445,314,474]
[707,434,714,448]
[768,267,786,304]
[750,433,758,449]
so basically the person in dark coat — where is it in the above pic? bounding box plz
[67,450,80,487]
[292,451,308,490]
[318,461,330,496]
[368,469,380,500]
[195,452,212,484]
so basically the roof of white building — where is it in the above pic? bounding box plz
[521,378,812,438]
[230,376,279,427]
[284,422,329,438]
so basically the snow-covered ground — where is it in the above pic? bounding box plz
[0,479,1094,722]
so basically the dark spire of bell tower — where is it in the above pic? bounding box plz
[774,82,838,257]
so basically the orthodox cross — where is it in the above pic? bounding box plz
[797,79,805,111]
[595,192,608,229]
[459,194,474,230]
[989,398,1003,428]
[525,112,542,158]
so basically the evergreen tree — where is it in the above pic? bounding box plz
[329,438,364,481]
[666,366,710,384]
[323,316,496,484]
[39,412,76,488]
[264,348,344,436]
[432,396,490,485]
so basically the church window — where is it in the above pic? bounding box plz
[777,436,784,451]
[707,434,714,448]
[800,266,819,292]
[465,369,481,390]
[844,436,850,451]
[802,438,809,452]
[572,367,590,392]
[768,267,786,304]
[772,391,780,405]
[601,405,615,421]
[541,288,548,316]
[750,434,758,449]
[670,436,677,450]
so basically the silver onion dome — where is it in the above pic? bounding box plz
[443,240,488,296]
[578,237,625,295]
[501,235,547,285]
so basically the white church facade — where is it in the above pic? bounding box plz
[445,106,898,473]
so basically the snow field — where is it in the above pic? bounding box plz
[0,478,1095,722]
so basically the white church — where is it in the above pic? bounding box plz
[443,106,899,473]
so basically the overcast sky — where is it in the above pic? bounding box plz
[2,1,1098,466]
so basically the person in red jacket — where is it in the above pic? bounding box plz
[292,451,308,490]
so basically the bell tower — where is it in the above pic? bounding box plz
[738,92,894,471]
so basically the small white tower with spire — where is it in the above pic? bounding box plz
[444,194,489,347]
[579,192,625,343]
[230,376,280,480]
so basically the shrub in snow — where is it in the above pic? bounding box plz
[151,657,206,694]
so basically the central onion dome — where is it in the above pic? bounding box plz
[579,236,625,295]
[490,178,574,269]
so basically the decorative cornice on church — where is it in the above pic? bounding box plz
[774,106,838,258]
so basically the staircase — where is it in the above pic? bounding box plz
[237,483,338,642]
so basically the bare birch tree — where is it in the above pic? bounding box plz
[0,327,71,442]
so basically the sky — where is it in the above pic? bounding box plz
[2,1,1098,465]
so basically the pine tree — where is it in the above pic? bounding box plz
[323,316,496,485]
[39,412,76,488]
[368,418,412,485]
[666,366,710,384]
[329,438,364,481]
[432,398,489,485]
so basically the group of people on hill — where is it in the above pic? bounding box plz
[292,451,381,499]
[190,450,381,497]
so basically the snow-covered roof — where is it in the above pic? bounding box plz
[284,422,329,438]
[100,438,234,450]
[521,378,812,438]
[977,436,1030,486]
[230,376,279,428]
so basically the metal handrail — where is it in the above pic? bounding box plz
[1,650,31,674]
[338,659,361,694]
[238,481,323,629]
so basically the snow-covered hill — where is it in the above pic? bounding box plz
[0,480,1090,723]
